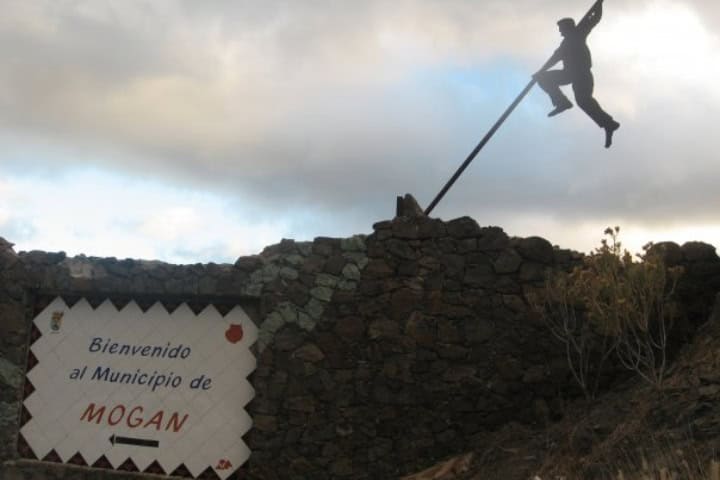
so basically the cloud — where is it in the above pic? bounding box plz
[1,0,719,258]
[0,169,300,262]
[0,0,573,166]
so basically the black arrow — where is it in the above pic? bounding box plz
[109,434,159,448]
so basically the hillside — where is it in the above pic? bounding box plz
[405,294,720,480]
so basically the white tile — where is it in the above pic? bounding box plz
[102,313,134,340]
[137,301,168,325]
[197,346,231,375]
[213,409,252,438]
[225,306,252,326]
[187,439,224,477]
[183,451,212,479]
[67,299,95,329]
[188,331,220,365]
[216,384,255,421]
[58,401,90,436]
[74,427,111,466]
[79,371,116,402]
[84,299,120,339]
[26,361,54,408]
[42,419,71,450]
[31,331,63,358]
[20,420,53,460]
[227,307,259,345]
[53,336,85,369]
[103,441,127,468]
[156,447,182,476]
[110,440,157,472]
[42,370,83,413]
[32,297,69,336]
[212,358,256,398]
[208,425,245,454]
[29,337,52,360]
[198,408,226,436]
[45,383,85,426]
[55,431,84,462]
[210,377,254,412]
[216,439,251,479]
[166,441,195,470]
[22,392,47,425]
[185,390,214,418]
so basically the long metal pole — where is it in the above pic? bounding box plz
[423,0,602,216]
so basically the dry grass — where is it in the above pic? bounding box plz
[400,453,474,480]
[534,460,720,480]
[613,459,720,480]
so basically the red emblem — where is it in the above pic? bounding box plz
[225,324,244,344]
[216,459,233,470]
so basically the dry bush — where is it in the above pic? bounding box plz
[532,227,683,395]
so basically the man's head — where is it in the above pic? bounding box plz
[557,18,576,36]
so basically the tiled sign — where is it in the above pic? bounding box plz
[19,296,257,479]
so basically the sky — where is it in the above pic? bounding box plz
[1,0,719,264]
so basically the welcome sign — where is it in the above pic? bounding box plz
[19,296,257,479]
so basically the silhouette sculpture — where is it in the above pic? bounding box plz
[534,0,620,148]
[423,0,618,217]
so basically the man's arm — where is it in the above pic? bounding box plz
[533,44,564,78]
[545,47,563,69]
[577,0,603,34]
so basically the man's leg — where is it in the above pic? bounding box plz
[535,70,573,117]
[572,72,620,147]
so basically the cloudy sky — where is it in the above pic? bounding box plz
[1,0,719,263]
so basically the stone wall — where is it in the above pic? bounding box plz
[1,216,719,480]
[247,217,585,479]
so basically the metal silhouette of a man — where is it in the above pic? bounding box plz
[534,0,620,148]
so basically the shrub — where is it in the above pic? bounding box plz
[532,227,683,396]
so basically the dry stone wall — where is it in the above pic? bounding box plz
[246,217,585,480]
[1,216,719,480]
